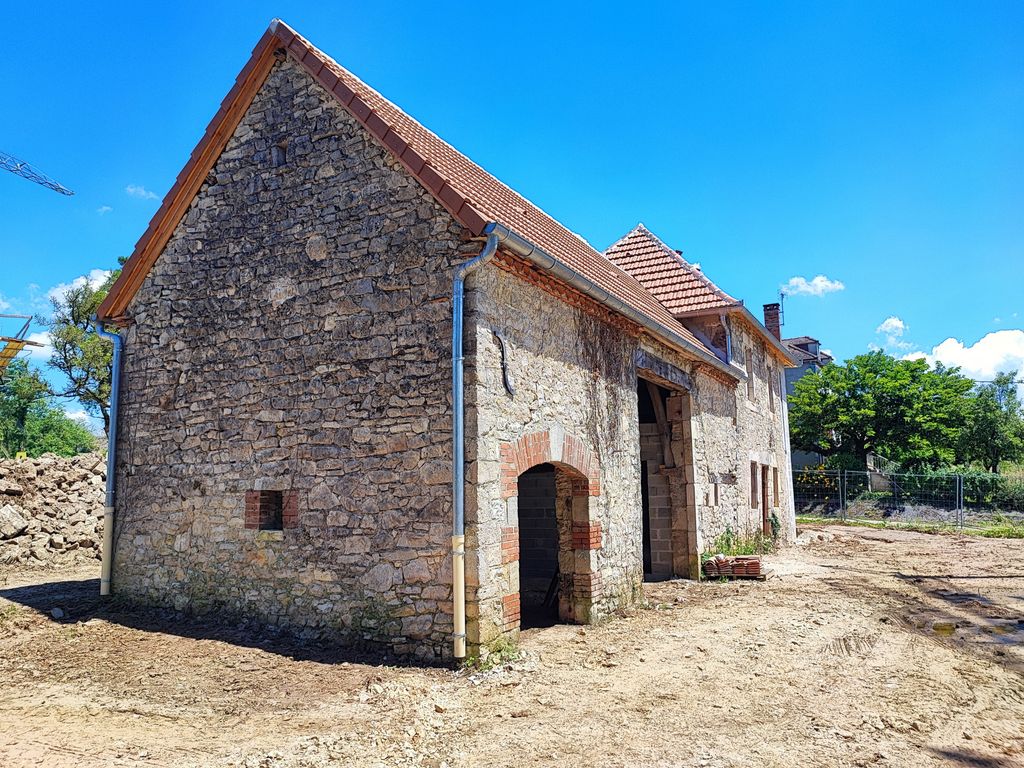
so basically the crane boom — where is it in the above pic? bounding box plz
[0,150,74,195]
[0,314,43,375]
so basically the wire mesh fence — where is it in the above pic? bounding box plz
[793,468,1024,532]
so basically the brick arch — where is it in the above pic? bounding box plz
[498,429,601,500]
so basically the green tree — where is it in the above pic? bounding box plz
[789,351,974,469]
[23,400,98,456]
[38,263,121,434]
[0,360,95,457]
[959,371,1024,473]
[0,360,49,455]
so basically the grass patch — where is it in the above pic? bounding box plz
[701,525,775,563]
[796,515,1024,539]
[0,604,23,624]
[464,634,521,671]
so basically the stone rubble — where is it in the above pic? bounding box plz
[0,453,105,567]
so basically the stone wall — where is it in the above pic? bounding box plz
[466,263,645,644]
[649,316,796,552]
[0,453,104,567]
[112,57,477,659]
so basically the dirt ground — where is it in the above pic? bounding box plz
[1,526,1022,768]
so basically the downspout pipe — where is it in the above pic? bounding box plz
[451,231,500,659]
[483,222,738,377]
[92,317,124,597]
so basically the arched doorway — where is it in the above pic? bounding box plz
[499,429,603,632]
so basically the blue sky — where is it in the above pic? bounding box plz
[2,1,1023,421]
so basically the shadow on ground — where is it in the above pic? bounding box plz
[929,747,1015,767]
[0,573,448,668]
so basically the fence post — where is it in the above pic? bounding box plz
[840,470,847,521]
[958,474,964,531]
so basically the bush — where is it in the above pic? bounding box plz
[992,479,1024,511]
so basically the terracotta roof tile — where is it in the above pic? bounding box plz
[604,225,739,316]
[99,20,721,364]
[281,23,713,356]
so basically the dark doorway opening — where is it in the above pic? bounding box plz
[637,380,673,581]
[517,463,560,629]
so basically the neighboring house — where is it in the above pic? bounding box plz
[761,304,834,468]
[95,20,797,660]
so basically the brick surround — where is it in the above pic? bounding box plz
[244,490,300,530]
[501,593,521,630]
[500,526,519,564]
[571,522,603,550]
[499,430,601,499]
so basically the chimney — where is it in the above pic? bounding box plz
[763,303,781,339]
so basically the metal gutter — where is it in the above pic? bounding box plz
[92,318,124,597]
[483,223,741,379]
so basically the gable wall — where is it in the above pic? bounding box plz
[111,58,478,658]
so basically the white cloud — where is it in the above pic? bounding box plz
[781,274,845,297]
[97,205,113,215]
[875,316,907,337]
[25,331,52,361]
[908,330,1024,384]
[874,315,913,351]
[63,408,89,423]
[0,294,10,312]
[125,184,158,200]
[45,269,113,305]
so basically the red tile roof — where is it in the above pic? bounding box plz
[98,20,720,367]
[604,225,739,316]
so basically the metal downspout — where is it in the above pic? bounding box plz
[93,319,124,597]
[451,231,500,659]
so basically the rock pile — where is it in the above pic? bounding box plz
[0,453,105,567]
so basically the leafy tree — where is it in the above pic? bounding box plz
[959,371,1024,473]
[0,360,49,455]
[24,401,98,456]
[789,351,974,469]
[0,360,96,457]
[38,262,121,435]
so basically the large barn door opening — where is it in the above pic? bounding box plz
[637,380,673,581]
[636,377,699,580]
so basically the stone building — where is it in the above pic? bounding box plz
[760,304,834,468]
[95,20,797,660]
